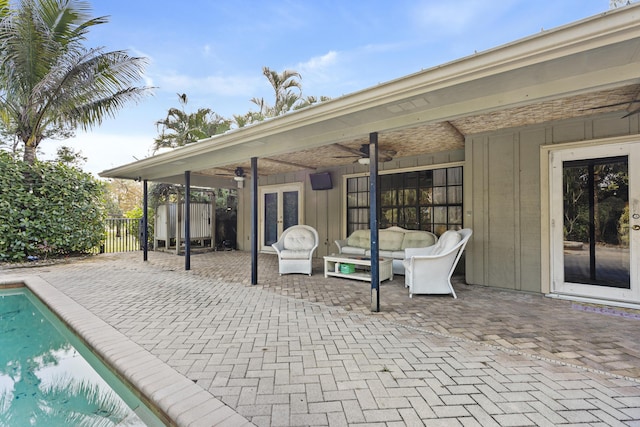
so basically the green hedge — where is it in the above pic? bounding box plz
[0,152,107,261]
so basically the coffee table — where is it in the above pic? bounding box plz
[323,253,393,282]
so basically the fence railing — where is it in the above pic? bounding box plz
[100,218,141,253]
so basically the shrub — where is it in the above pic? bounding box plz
[122,206,154,249]
[0,152,107,261]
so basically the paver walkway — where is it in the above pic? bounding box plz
[3,250,640,426]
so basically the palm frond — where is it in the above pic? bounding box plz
[0,0,151,162]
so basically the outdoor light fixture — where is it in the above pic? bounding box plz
[233,167,245,188]
[357,157,370,165]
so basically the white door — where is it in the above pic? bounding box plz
[550,141,640,304]
[259,183,304,252]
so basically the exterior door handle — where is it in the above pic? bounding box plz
[633,225,640,231]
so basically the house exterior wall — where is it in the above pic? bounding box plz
[236,168,343,257]
[235,111,638,295]
[236,149,464,257]
[466,111,640,293]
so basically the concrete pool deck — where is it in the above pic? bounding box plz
[0,275,252,427]
[2,250,640,426]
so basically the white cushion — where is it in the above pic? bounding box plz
[342,246,366,255]
[284,228,315,250]
[401,231,437,249]
[434,230,462,255]
[279,249,311,259]
[379,230,405,251]
[391,250,406,259]
[347,229,370,248]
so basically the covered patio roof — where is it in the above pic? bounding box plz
[100,5,640,185]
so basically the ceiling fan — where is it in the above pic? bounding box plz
[583,100,640,118]
[212,166,248,179]
[333,143,397,163]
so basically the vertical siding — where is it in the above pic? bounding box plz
[236,149,464,254]
[467,112,639,293]
[487,134,518,289]
[227,112,639,293]
[465,136,484,285]
[236,182,250,250]
[305,176,343,257]
[519,129,544,293]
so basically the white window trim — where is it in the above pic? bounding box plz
[540,135,640,305]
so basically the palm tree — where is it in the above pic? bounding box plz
[294,95,332,111]
[250,66,302,117]
[153,93,231,151]
[233,111,264,128]
[610,0,633,8]
[0,0,152,165]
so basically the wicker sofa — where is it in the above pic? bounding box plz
[334,226,437,275]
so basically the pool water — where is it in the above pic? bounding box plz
[0,288,163,426]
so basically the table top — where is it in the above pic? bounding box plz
[323,253,391,263]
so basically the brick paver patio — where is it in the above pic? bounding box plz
[3,250,640,426]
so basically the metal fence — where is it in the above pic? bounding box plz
[101,218,141,253]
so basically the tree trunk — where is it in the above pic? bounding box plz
[23,142,37,165]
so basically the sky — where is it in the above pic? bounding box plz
[39,0,618,175]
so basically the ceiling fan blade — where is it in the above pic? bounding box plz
[621,108,640,118]
[583,100,640,111]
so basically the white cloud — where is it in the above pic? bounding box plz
[298,51,338,72]
[295,51,342,87]
[40,132,154,177]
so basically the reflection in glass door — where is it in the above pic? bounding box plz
[563,157,629,288]
[550,141,639,304]
[264,192,278,247]
[260,183,303,251]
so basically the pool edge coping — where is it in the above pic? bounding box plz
[0,275,254,427]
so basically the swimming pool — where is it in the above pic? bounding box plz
[0,287,164,426]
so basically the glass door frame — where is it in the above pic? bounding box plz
[548,140,640,304]
[259,182,304,252]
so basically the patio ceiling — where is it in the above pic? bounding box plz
[210,84,640,178]
[100,5,640,186]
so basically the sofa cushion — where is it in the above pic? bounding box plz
[364,249,396,259]
[379,230,404,251]
[342,246,366,255]
[284,228,316,251]
[379,250,396,258]
[347,229,370,248]
[401,231,437,249]
[391,250,406,259]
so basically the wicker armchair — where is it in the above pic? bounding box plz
[402,229,472,298]
[271,225,319,276]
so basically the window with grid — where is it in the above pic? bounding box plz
[346,166,463,236]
